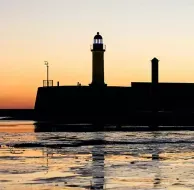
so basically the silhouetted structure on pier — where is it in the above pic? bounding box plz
[90,32,106,87]
[34,32,194,126]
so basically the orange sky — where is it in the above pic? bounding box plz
[1,0,194,108]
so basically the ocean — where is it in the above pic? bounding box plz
[0,119,194,190]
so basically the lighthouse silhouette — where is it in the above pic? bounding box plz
[90,32,107,87]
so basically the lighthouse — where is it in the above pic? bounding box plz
[90,32,106,87]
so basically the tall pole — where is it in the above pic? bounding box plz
[151,58,159,128]
[44,61,49,87]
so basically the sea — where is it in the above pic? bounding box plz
[0,117,194,190]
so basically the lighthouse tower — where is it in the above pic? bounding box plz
[90,32,106,87]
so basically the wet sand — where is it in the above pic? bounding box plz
[0,120,194,190]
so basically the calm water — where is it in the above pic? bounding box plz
[0,120,194,190]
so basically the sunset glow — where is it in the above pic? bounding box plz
[1,0,194,108]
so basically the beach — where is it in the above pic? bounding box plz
[0,120,194,190]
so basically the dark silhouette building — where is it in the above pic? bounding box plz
[152,58,159,84]
[34,32,194,126]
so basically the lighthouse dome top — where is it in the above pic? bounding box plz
[94,32,103,39]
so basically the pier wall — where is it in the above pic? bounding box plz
[34,83,194,123]
[34,86,135,122]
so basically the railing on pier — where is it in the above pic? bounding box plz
[43,80,53,87]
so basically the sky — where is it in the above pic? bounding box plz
[0,0,194,108]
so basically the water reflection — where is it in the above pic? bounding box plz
[2,121,194,189]
[91,132,105,189]
[34,123,162,189]
[42,147,53,175]
[151,132,161,189]
[35,122,106,189]
[33,122,193,189]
